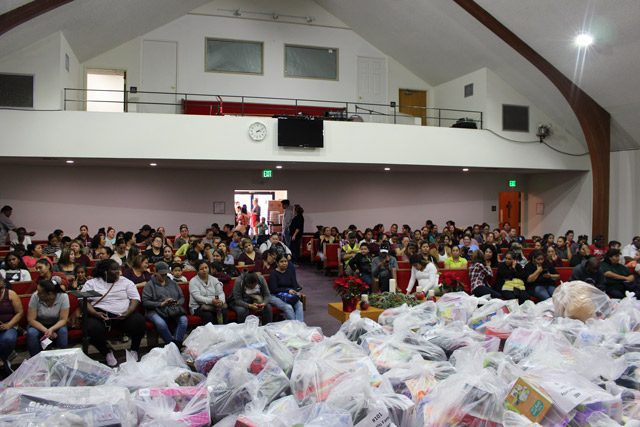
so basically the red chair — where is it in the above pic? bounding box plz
[10,281,35,295]
[396,269,411,294]
[183,271,197,281]
[179,283,202,327]
[556,267,573,284]
[323,243,340,273]
[301,236,313,259]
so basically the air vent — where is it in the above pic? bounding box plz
[0,73,33,108]
[502,104,529,132]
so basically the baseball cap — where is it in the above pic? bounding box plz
[155,261,170,274]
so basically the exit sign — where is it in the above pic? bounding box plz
[262,169,272,178]
[509,180,517,187]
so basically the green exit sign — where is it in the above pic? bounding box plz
[509,180,517,188]
[262,169,272,178]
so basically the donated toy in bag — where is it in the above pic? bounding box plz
[505,377,553,423]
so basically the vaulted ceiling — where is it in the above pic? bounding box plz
[1,0,639,150]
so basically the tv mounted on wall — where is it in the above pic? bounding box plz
[277,117,324,148]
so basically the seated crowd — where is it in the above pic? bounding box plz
[0,215,639,378]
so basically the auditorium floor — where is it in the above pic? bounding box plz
[295,264,342,336]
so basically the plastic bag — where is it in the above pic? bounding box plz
[503,326,572,363]
[1,348,113,388]
[377,304,412,330]
[108,342,205,391]
[382,356,456,403]
[290,335,384,406]
[339,311,385,344]
[134,386,210,426]
[0,385,134,426]
[553,281,612,321]
[362,332,447,372]
[421,369,510,426]
[421,321,499,358]
[206,348,290,422]
[436,292,479,324]
[235,395,354,427]
[468,299,517,332]
[264,320,324,355]
[391,301,439,334]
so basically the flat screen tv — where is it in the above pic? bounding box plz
[277,117,324,148]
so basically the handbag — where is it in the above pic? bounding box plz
[275,291,299,305]
[150,279,186,319]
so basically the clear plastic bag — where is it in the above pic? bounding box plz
[206,348,290,422]
[134,386,210,426]
[503,326,572,363]
[264,320,324,355]
[377,304,412,330]
[0,385,134,426]
[436,292,479,324]
[468,299,517,332]
[290,335,384,406]
[391,301,439,334]
[362,332,447,372]
[1,348,113,388]
[382,356,456,403]
[339,311,385,344]
[553,281,613,321]
[108,342,205,391]
[421,321,499,358]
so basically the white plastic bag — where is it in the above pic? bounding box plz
[134,386,210,426]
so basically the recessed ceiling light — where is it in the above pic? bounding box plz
[65,160,74,164]
[384,167,391,171]
[462,168,469,172]
[276,165,283,169]
[575,33,594,47]
[149,163,157,167]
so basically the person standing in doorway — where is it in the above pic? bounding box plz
[251,198,261,236]
[289,205,304,264]
[282,199,294,246]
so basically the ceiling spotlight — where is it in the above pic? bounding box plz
[65,160,74,164]
[233,9,241,17]
[462,168,469,172]
[305,16,314,23]
[384,167,391,171]
[276,165,283,169]
[575,33,594,47]
[149,163,157,167]
[272,13,279,20]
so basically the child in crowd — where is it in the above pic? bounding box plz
[169,263,188,283]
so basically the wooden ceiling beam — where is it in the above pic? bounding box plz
[0,0,74,37]
[454,0,610,240]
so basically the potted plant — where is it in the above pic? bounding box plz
[334,276,369,312]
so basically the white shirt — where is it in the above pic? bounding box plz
[9,234,31,249]
[622,244,639,260]
[82,276,140,316]
[407,263,438,294]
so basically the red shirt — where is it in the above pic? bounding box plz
[589,245,606,259]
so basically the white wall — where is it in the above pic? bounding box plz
[0,163,539,239]
[60,33,83,111]
[82,2,433,115]
[523,171,592,239]
[0,32,62,109]
[432,68,487,127]
[0,110,591,171]
[610,150,640,241]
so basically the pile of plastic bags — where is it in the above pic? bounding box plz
[2,280,640,426]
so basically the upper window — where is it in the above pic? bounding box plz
[205,38,263,75]
[0,73,33,108]
[284,45,338,80]
[502,104,529,132]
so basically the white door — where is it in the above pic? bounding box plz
[356,56,387,122]
[141,40,177,114]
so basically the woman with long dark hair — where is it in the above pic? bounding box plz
[26,279,69,356]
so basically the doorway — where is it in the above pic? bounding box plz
[399,89,427,125]
[85,68,126,112]
[234,190,287,235]
[499,192,522,234]
[356,56,387,122]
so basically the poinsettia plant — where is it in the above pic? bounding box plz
[334,276,369,300]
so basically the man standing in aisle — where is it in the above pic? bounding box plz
[282,199,294,246]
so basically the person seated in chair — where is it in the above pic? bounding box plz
[347,243,373,288]
[26,279,69,356]
[469,250,500,299]
[268,254,304,322]
[142,261,187,347]
[524,250,559,301]
[444,246,467,269]
[82,259,146,366]
[496,251,528,304]
[232,272,272,325]
[600,249,640,299]
[570,257,605,290]
[371,246,398,293]
[340,233,360,275]
[406,254,438,295]
[259,233,292,260]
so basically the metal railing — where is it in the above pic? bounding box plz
[63,88,483,129]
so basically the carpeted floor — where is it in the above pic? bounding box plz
[296,264,343,336]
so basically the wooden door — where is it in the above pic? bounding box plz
[399,89,427,125]
[499,192,521,233]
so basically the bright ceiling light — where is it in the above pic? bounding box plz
[149,163,157,167]
[65,160,74,164]
[462,168,469,172]
[276,165,283,169]
[384,167,391,171]
[575,33,594,47]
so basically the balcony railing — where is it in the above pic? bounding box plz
[63,88,483,129]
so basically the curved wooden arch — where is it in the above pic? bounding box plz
[454,0,610,239]
[0,0,73,37]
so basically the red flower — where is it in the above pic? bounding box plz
[333,275,369,299]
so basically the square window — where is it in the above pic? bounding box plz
[464,83,474,98]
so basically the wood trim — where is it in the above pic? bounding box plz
[454,0,610,239]
[0,0,74,37]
